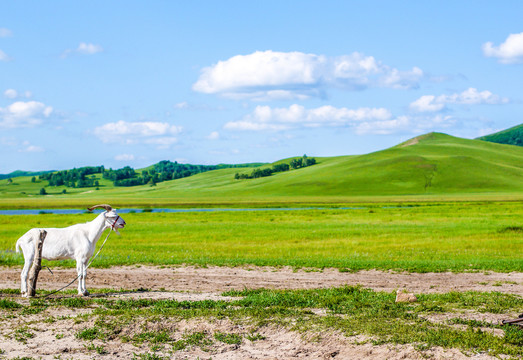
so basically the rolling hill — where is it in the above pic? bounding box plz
[477,123,523,147]
[1,132,522,207]
[143,132,523,199]
[0,170,53,181]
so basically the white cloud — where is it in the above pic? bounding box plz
[409,88,509,112]
[0,136,17,146]
[224,104,460,135]
[19,141,44,153]
[4,89,17,99]
[62,42,103,58]
[355,116,411,135]
[410,95,444,113]
[193,50,425,100]
[0,28,12,37]
[77,42,103,55]
[115,154,135,161]
[0,49,10,62]
[356,113,457,135]
[144,137,178,148]
[194,51,322,95]
[3,89,32,99]
[206,131,220,140]
[483,32,523,64]
[94,120,182,147]
[225,104,392,131]
[174,102,188,109]
[378,67,424,89]
[0,101,53,128]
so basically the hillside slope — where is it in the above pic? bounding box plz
[0,170,53,181]
[1,132,522,206]
[478,123,523,147]
[129,132,523,200]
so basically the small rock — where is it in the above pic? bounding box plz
[323,350,339,358]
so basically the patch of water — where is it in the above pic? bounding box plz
[0,207,368,215]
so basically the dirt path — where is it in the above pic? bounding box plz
[1,265,522,295]
[1,266,521,360]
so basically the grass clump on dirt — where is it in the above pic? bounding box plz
[223,286,523,357]
[214,331,242,345]
[0,299,22,310]
[1,286,523,357]
[172,332,212,351]
[9,286,521,357]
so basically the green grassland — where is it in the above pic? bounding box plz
[1,133,523,357]
[1,132,522,272]
[1,202,522,272]
[1,132,523,208]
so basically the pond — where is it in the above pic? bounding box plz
[0,207,369,215]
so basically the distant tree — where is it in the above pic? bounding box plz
[62,189,67,194]
[39,188,47,195]
[235,155,316,180]
[290,158,301,169]
[272,163,290,172]
[6,178,12,185]
[305,157,316,166]
[31,176,36,183]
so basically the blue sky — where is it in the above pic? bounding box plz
[1,1,523,173]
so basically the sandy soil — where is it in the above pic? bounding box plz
[0,265,521,359]
[2,265,523,295]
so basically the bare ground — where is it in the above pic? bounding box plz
[2,265,523,295]
[1,265,522,359]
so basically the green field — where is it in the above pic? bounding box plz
[1,132,523,209]
[1,132,523,358]
[2,202,522,272]
[1,132,522,272]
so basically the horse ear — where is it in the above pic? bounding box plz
[87,204,113,212]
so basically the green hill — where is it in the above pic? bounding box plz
[477,123,523,147]
[144,132,523,199]
[1,132,522,207]
[0,170,53,181]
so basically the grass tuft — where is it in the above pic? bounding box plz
[214,332,242,345]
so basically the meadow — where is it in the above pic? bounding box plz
[1,132,523,210]
[1,133,522,358]
[1,201,522,272]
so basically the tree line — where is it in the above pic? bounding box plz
[234,155,316,180]
[37,161,271,189]
[103,161,259,187]
[39,166,104,188]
